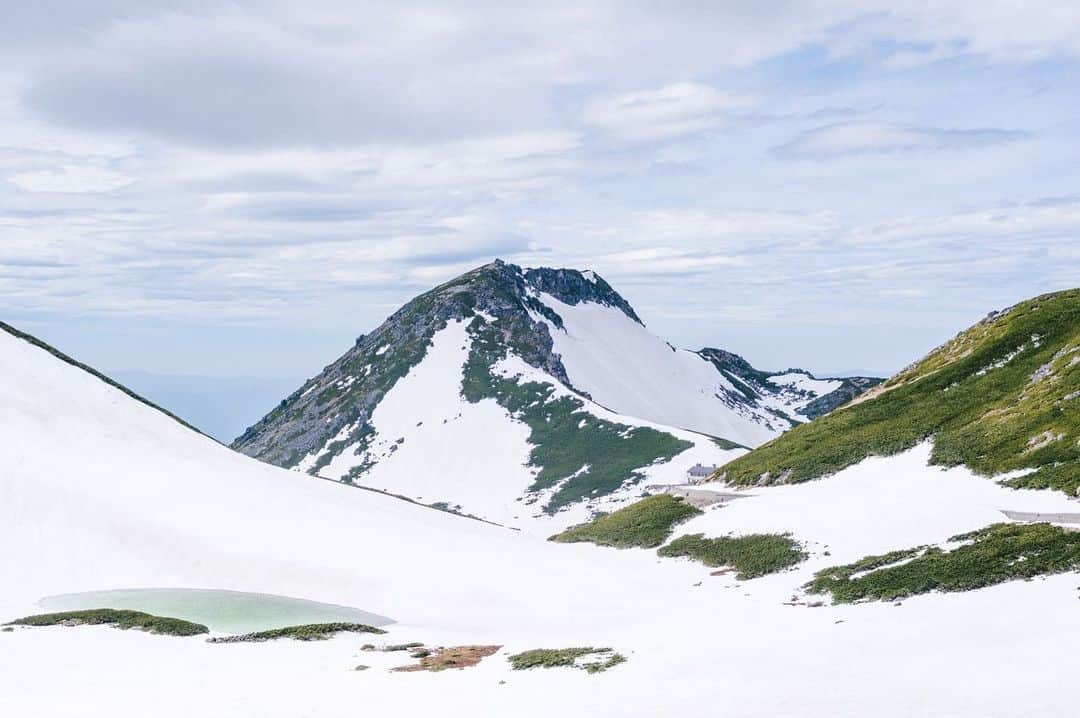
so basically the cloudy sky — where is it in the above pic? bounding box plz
[4,1,1079,410]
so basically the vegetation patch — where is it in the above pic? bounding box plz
[658,533,807,579]
[362,641,424,652]
[508,647,626,674]
[393,645,502,672]
[551,495,702,548]
[463,318,693,512]
[807,522,1080,603]
[1001,463,1080,496]
[5,609,208,637]
[713,289,1079,491]
[207,622,385,643]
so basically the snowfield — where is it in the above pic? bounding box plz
[538,293,786,446]
[3,326,1080,718]
[300,319,742,532]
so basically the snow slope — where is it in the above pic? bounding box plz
[302,319,740,532]
[537,291,857,443]
[538,293,783,446]
[3,324,1079,718]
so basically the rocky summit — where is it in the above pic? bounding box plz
[232,260,879,526]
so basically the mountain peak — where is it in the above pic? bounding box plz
[233,259,640,467]
[447,260,641,325]
[233,261,882,526]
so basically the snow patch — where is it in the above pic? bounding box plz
[537,292,782,447]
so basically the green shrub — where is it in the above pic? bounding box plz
[1002,463,1080,496]
[5,609,208,636]
[807,522,1080,602]
[508,647,626,673]
[658,533,807,579]
[207,622,385,643]
[382,641,425,652]
[551,495,702,548]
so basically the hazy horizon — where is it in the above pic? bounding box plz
[3,2,1078,404]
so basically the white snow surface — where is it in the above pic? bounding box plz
[538,293,788,446]
[3,327,1080,717]
[321,320,538,527]
[313,320,739,532]
[768,371,843,397]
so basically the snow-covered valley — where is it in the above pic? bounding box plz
[3,313,1080,717]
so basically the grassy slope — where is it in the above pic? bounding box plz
[463,318,693,512]
[657,533,807,579]
[550,495,702,548]
[807,522,1080,602]
[715,289,1079,491]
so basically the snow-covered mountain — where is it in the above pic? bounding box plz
[233,260,878,526]
[3,307,1079,718]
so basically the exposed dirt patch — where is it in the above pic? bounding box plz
[1025,430,1063,453]
[393,645,501,672]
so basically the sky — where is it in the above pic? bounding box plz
[2,1,1080,437]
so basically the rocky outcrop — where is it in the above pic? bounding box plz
[231,260,634,469]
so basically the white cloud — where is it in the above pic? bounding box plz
[8,164,134,193]
[846,196,1080,246]
[583,82,751,142]
[0,0,1077,377]
[775,121,1028,158]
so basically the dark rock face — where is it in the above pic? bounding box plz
[522,266,642,324]
[698,346,882,421]
[800,376,883,418]
[231,260,633,470]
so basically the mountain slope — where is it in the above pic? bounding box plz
[0,318,704,629]
[713,288,1079,492]
[233,260,877,525]
[0,320,209,438]
[4,318,1080,718]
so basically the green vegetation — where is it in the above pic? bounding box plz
[658,533,807,579]
[807,522,1080,603]
[1002,463,1080,496]
[463,318,693,511]
[710,435,745,451]
[5,609,208,636]
[207,622,385,643]
[508,647,627,673]
[714,290,1079,490]
[382,641,425,652]
[551,495,702,548]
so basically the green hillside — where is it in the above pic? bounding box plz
[714,289,1079,494]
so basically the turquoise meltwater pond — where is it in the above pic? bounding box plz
[38,588,394,633]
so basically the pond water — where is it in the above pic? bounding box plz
[38,588,394,634]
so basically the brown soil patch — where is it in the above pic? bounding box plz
[393,645,502,672]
